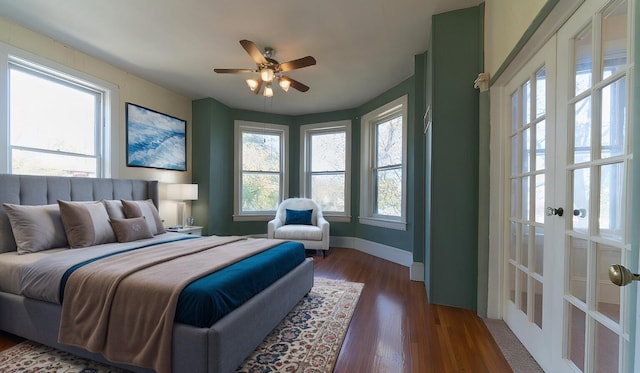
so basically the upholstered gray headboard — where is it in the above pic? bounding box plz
[0,174,159,253]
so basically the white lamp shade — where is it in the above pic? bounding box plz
[260,68,274,82]
[166,183,198,201]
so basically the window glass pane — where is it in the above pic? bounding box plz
[511,91,519,131]
[568,303,586,371]
[241,173,280,211]
[509,222,517,261]
[511,135,519,175]
[534,174,545,223]
[522,176,530,221]
[510,178,518,218]
[9,67,97,156]
[521,225,530,267]
[522,80,531,124]
[522,129,530,173]
[311,174,345,212]
[599,162,624,241]
[242,132,280,172]
[376,116,402,167]
[311,132,345,172]
[574,25,593,96]
[574,96,592,163]
[12,149,96,177]
[518,270,528,313]
[569,238,588,302]
[535,67,546,118]
[572,168,590,233]
[535,121,546,171]
[601,77,627,159]
[595,322,619,373]
[601,0,628,79]
[508,264,516,303]
[596,244,621,323]
[375,167,401,216]
[534,226,544,276]
[533,279,543,329]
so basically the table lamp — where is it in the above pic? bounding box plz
[166,183,198,227]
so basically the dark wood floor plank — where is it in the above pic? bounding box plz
[0,247,512,372]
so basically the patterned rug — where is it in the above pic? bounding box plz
[0,278,363,373]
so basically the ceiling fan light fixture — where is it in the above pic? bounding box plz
[279,78,291,92]
[246,78,259,92]
[260,68,274,82]
[263,83,274,97]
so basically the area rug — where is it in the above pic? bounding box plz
[0,278,363,373]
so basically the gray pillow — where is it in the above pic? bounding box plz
[103,199,126,219]
[2,203,69,254]
[110,217,153,243]
[58,200,116,248]
[121,199,165,235]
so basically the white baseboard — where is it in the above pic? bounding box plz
[239,235,423,282]
[330,236,423,282]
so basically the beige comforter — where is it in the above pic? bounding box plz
[58,236,284,373]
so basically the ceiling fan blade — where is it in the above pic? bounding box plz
[213,68,254,74]
[279,56,316,72]
[286,77,310,92]
[240,39,267,65]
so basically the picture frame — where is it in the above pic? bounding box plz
[126,102,187,171]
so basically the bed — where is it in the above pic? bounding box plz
[0,174,314,373]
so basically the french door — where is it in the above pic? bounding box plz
[503,0,634,371]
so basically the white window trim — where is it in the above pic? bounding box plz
[0,42,118,177]
[233,120,289,221]
[359,95,408,231]
[300,120,352,223]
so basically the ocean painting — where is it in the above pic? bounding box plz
[126,103,186,171]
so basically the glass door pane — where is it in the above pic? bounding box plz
[561,1,631,371]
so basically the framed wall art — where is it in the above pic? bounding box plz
[126,102,187,171]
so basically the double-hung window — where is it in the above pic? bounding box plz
[234,120,288,220]
[359,95,407,230]
[1,46,114,177]
[300,120,351,221]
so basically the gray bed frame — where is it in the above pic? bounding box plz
[0,174,314,373]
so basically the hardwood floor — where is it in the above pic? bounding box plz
[314,248,512,373]
[0,247,512,372]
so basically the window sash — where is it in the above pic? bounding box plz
[234,121,288,219]
[7,59,105,177]
[300,121,351,218]
[359,95,407,230]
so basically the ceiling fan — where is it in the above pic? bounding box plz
[214,39,316,97]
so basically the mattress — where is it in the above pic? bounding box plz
[0,234,305,327]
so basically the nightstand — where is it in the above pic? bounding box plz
[166,226,203,236]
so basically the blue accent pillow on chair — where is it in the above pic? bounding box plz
[285,209,313,225]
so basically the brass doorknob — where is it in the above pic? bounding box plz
[609,264,640,286]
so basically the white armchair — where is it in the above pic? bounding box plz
[267,198,330,256]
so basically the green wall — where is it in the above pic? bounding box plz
[192,77,420,255]
[192,5,485,312]
[427,5,482,309]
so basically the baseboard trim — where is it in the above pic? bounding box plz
[242,235,423,282]
[330,236,423,282]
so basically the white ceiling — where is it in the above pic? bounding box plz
[0,0,482,115]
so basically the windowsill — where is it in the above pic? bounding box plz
[324,215,352,223]
[233,214,275,222]
[358,216,407,231]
